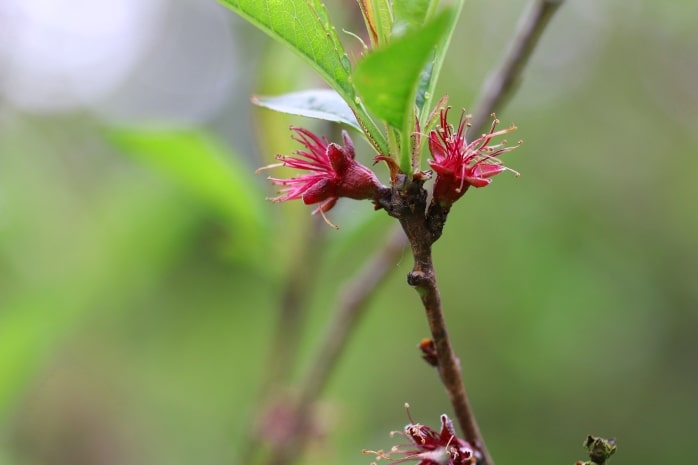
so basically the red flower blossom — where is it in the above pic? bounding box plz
[363,405,475,465]
[258,127,386,227]
[428,108,520,208]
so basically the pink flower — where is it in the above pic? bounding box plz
[363,406,475,465]
[258,127,386,227]
[428,108,520,208]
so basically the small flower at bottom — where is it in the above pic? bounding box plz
[428,107,521,209]
[363,404,475,465]
[257,127,386,228]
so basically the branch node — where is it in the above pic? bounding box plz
[407,270,429,287]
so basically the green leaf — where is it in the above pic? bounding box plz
[357,0,393,46]
[393,0,431,30]
[418,0,463,123]
[220,0,389,156]
[414,59,434,112]
[353,10,453,131]
[110,129,269,262]
[219,0,353,100]
[252,89,361,131]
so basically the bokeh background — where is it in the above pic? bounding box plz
[1,0,697,464]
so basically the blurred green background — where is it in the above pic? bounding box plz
[1,0,697,464]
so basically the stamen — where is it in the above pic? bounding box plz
[457,163,467,193]
[255,162,284,174]
[503,166,521,177]
[362,448,427,465]
[343,29,369,51]
[318,208,339,230]
[405,424,428,444]
[362,448,390,460]
[310,199,339,229]
[404,403,415,425]
[462,117,472,140]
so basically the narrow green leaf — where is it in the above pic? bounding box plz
[252,89,361,131]
[219,0,353,100]
[418,0,463,121]
[416,0,464,168]
[375,0,394,45]
[353,10,453,131]
[110,129,269,262]
[393,0,431,30]
[358,0,394,46]
[414,59,434,112]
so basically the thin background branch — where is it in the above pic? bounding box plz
[240,216,327,465]
[267,227,409,465]
[471,0,563,135]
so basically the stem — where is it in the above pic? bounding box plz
[239,217,326,465]
[265,218,327,392]
[265,227,409,465]
[408,251,492,465]
[408,258,494,465]
[253,2,564,464]
[379,182,493,465]
[471,0,563,135]
[411,3,564,462]
[298,226,408,405]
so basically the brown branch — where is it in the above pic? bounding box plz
[407,247,492,465]
[431,2,564,461]
[378,181,493,464]
[254,3,564,465]
[377,7,565,465]
[471,0,564,135]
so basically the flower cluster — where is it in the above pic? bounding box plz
[428,108,520,209]
[258,108,519,226]
[363,406,475,465]
[258,127,386,227]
